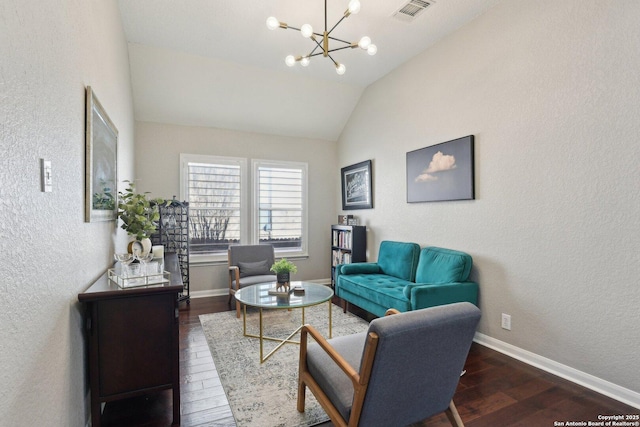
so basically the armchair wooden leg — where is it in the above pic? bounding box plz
[235,300,241,318]
[297,378,306,412]
[298,327,308,413]
[445,400,464,427]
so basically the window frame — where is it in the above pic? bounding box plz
[252,159,309,259]
[180,154,308,264]
[180,153,249,264]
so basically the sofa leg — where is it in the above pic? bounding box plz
[342,300,348,314]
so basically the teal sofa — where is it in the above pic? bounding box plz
[335,241,479,317]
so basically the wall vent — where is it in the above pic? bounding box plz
[392,0,434,22]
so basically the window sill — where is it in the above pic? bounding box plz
[189,252,309,266]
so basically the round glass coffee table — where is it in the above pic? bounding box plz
[234,281,334,363]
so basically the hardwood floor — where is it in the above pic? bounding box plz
[101,296,637,426]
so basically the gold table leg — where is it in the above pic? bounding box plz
[242,300,334,363]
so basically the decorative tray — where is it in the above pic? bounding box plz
[108,264,170,289]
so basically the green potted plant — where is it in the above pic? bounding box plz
[270,258,298,285]
[117,181,165,254]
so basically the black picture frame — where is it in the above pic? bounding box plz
[406,135,475,203]
[341,160,373,210]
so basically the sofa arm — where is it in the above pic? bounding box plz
[339,263,382,275]
[404,281,479,309]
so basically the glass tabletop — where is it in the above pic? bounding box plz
[234,281,334,309]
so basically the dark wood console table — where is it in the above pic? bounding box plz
[78,253,184,427]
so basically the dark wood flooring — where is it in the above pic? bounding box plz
[101,296,637,426]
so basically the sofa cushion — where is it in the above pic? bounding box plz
[415,247,472,284]
[339,274,411,312]
[339,263,382,275]
[377,241,421,281]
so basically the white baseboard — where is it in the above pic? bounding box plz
[304,278,332,285]
[474,332,640,410]
[190,289,228,298]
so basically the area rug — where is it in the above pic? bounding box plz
[200,303,369,427]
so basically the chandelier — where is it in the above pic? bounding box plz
[266,0,377,75]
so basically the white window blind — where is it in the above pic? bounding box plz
[255,162,306,254]
[181,155,246,256]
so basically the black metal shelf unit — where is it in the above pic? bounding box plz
[152,199,190,304]
[331,224,366,289]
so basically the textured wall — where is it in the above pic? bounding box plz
[134,121,338,294]
[0,0,134,425]
[339,0,640,395]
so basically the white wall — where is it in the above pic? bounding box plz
[339,0,640,399]
[0,0,135,425]
[134,121,338,294]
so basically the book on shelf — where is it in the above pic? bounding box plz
[332,249,353,266]
[332,229,352,249]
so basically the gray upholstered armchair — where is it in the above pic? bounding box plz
[297,302,481,427]
[228,244,276,318]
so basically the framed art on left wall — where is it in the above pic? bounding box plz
[85,86,118,222]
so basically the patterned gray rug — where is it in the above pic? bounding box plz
[200,303,369,427]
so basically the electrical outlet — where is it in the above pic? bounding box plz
[501,313,511,330]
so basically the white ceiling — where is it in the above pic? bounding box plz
[118,0,499,141]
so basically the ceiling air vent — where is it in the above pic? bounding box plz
[393,0,434,22]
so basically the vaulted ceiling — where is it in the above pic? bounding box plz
[117,0,499,141]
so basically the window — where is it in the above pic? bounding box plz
[180,154,307,262]
[253,160,308,256]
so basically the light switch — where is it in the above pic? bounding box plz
[41,159,52,192]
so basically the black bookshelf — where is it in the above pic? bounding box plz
[331,224,366,288]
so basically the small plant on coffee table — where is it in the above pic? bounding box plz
[270,258,298,286]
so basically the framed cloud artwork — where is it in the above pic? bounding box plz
[406,135,475,203]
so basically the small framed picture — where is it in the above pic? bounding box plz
[341,160,373,210]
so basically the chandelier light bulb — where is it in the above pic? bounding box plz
[300,56,310,67]
[285,55,296,67]
[266,17,279,30]
[336,63,346,75]
[300,24,313,38]
[367,44,377,56]
[358,36,371,49]
[348,0,361,14]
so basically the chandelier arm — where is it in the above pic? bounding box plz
[327,16,347,35]
[327,53,339,66]
[306,45,321,58]
[326,35,353,45]
[309,37,324,52]
[326,45,357,54]
[283,25,325,39]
